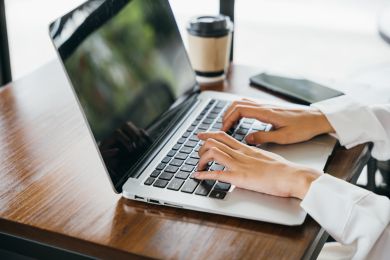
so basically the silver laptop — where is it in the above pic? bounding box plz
[49,0,335,225]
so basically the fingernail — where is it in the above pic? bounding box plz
[194,172,200,178]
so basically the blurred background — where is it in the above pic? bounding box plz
[5,0,390,80]
[3,0,390,189]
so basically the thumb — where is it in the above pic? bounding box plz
[245,130,285,145]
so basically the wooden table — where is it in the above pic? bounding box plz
[0,60,370,259]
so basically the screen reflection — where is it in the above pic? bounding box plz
[50,0,196,191]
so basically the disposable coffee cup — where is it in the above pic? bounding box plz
[187,15,233,83]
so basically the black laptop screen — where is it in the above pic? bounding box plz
[49,0,197,192]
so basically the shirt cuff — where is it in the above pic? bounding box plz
[300,174,370,241]
[311,95,386,149]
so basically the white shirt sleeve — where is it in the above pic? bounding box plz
[305,96,390,259]
[301,174,390,260]
[311,95,390,161]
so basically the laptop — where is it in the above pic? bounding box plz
[49,0,336,225]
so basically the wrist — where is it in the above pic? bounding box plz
[310,109,334,135]
[291,166,321,200]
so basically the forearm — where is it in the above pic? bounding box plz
[308,108,335,136]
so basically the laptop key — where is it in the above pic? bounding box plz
[209,190,227,199]
[252,124,267,131]
[212,122,222,129]
[144,177,155,186]
[236,128,249,135]
[175,153,188,160]
[180,147,192,154]
[210,164,224,171]
[159,172,174,181]
[184,141,197,148]
[176,171,190,179]
[214,182,231,191]
[181,165,194,172]
[212,107,222,113]
[190,152,200,159]
[227,128,235,135]
[153,179,169,188]
[167,150,176,157]
[233,134,245,141]
[195,180,216,196]
[203,118,214,124]
[172,144,181,150]
[216,101,227,108]
[192,120,200,126]
[182,132,191,138]
[165,165,179,173]
[189,135,199,142]
[206,113,217,119]
[181,179,200,193]
[187,125,196,132]
[243,118,255,124]
[156,163,166,171]
[162,156,171,164]
[193,129,203,135]
[186,158,199,166]
[150,170,161,178]
[170,159,184,167]
[167,178,185,191]
[241,123,252,129]
[177,138,186,144]
[198,124,209,130]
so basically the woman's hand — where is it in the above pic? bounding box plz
[222,99,334,145]
[194,131,321,200]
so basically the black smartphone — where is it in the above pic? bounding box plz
[250,73,344,104]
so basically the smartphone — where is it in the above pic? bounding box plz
[250,73,344,104]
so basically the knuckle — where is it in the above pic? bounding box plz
[232,101,239,107]
[209,146,219,154]
[216,131,225,138]
[205,138,214,146]
[208,138,218,146]
[233,105,242,114]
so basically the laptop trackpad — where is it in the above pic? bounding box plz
[260,134,337,172]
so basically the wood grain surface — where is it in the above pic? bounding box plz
[0,60,370,259]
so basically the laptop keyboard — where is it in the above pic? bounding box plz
[144,99,269,200]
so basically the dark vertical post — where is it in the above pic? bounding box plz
[0,0,12,86]
[220,0,235,62]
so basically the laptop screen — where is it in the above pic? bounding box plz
[50,0,197,192]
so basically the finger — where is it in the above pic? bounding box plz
[198,137,244,163]
[193,170,235,184]
[198,131,250,153]
[223,101,260,125]
[224,100,259,121]
[222,105,274,131]
[245,130,286,145]
[197,146,232,170]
